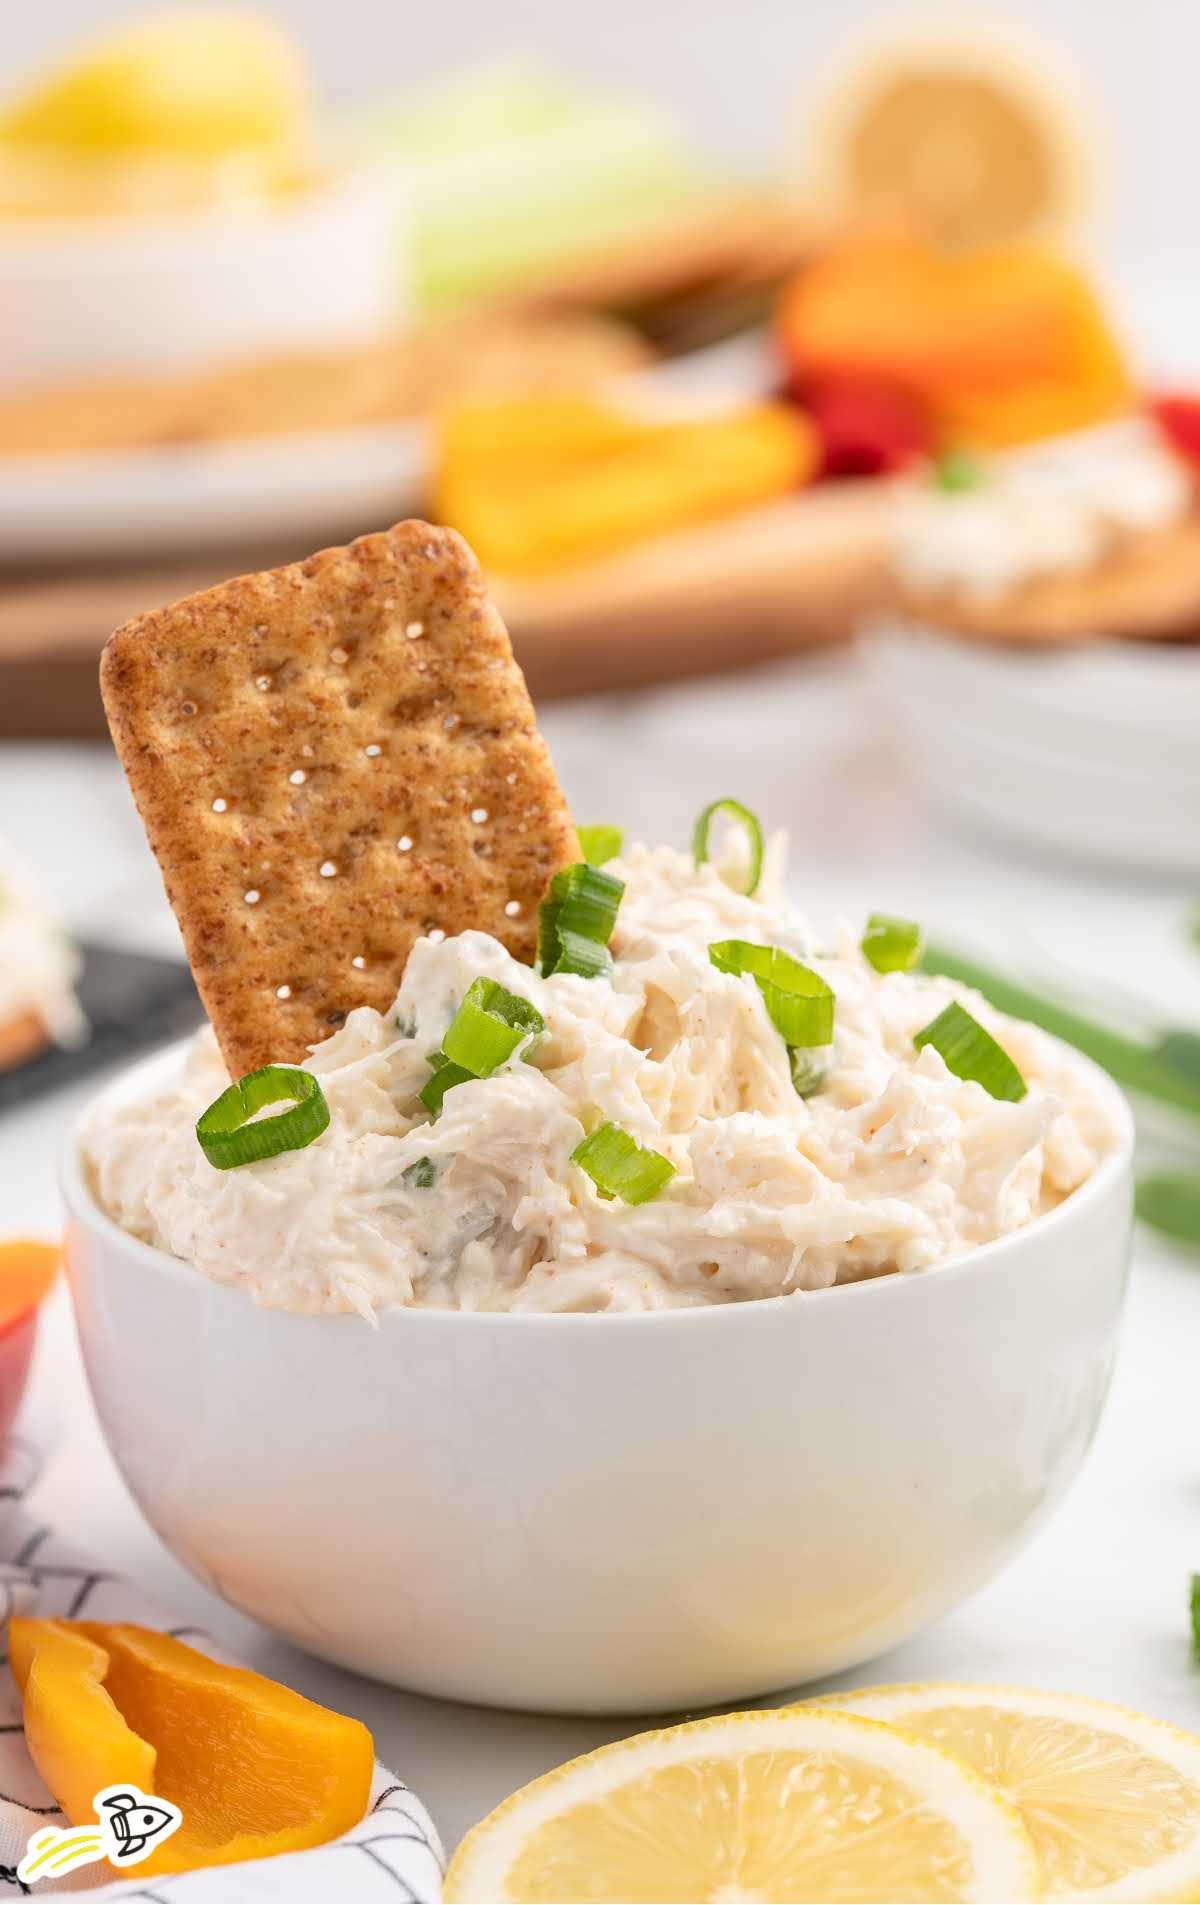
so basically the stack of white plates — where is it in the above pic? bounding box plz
[863,622,1200,875]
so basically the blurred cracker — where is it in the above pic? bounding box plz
[101,520,578,1078]
[0,312,651,457]
[897,512,1200,644]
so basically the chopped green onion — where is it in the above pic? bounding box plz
[196,1065,330,1170]
[788,1048,826,1097]
[935,449,983,493]
[709,939,835,1048]
[443,977,544,1075]
[1136,1173,1200,1245]
[538,863,624,978]
[1191,1575,1200,1663]
[419,1053,474,1116]
[571,1122,676,1205]
[862,912,923,974]
[692,798,763,896]
[402,1156,438,1190]
[577,824,624,865]
[914,1001,1027,1102]
[420,979,545,1116]
[921,941,1200,1124]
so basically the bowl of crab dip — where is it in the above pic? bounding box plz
[65,823,1132,1715]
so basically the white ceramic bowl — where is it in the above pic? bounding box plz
[63,1041,1133,1716]
[863,622,1200,875]
[0,169,401,387]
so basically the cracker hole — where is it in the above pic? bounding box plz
[330,647,350,666]
[254,675,272,692]
[427,928,446,945]
[319,860,338,878]
[181,700,197,717]
[505,772,518,785]
[405,620,425,639]
[396,836,414,853]
[352,955,366,970]
[470,807,489,824]
[443,714,460,732]
[289,769,307,785]
[244,889,261,905]
[211,798,228,813]
[276,984,292,1000]
[364,744,382,758]
[504,899,522,917]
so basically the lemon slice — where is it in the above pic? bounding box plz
[815,1684,1200,1900]
[444,1706,1038,1902]
[794,24,1094,250]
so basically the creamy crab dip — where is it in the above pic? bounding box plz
[894,417,1191,602]
[85,838,1117,1316]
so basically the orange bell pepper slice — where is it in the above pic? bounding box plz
[777,235,1130,449]
[10,1619,373,1876]
[0,1241,59,1330]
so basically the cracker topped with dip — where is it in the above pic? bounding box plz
[101,521,580,1078]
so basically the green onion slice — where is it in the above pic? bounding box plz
[692,798,763,896]
[788,1048,826,1097]
[402,1156,439,1190]
[709,939,835,1048]
[421,978,545,1116]
[443,977,544,1075]
[576,824,624,865]
[913,1001,1027,1102]
[1136,1172,1200,1246]
[862,912,923,974]
[935,449,983,493]
[538,863,624,978]
[419,1054,474,1116]
[196,1064,330,1170]
[571,1122,676,1205]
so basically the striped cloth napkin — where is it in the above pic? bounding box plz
[0,1439,444,1902]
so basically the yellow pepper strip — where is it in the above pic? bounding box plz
[435,398,818,574]
[10,1619,373,1876]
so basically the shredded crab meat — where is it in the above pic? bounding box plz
[85,841,1118,1316]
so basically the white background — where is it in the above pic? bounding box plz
[2,0,1197,276]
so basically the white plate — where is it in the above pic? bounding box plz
[863,621,1200,875]
[0,329,775,565]
[0,419,431,562]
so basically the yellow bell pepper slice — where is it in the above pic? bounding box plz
[10,1619,373,1876]
[436,397,817,573]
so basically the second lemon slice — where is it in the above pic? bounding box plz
[816,1684,1200,1901]
[445,1706,1038,1902]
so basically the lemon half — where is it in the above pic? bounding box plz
[794,23,1095,251]
[445,1705,1038,1903]
[816,1684,1200,1901]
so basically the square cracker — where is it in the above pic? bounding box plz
[101,521,579,1079]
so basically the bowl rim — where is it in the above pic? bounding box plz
[63,1033,1135,1332]
[0,164,389,272]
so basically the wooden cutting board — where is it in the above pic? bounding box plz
[0,483,895,737]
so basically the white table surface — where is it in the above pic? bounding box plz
[4,648,1200,1858]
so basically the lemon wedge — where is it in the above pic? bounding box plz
[816,1684,1200,1900]
[444,1706,1038,1902]
[794,24,1094,250]
[0,8,308,156]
